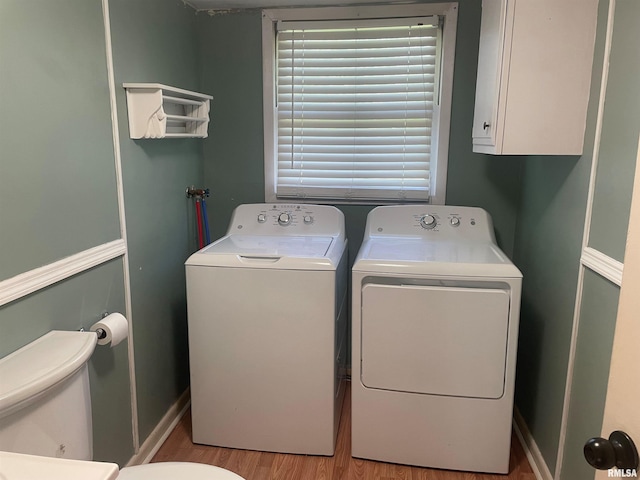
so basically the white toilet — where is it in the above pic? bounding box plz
[0,330,244,479]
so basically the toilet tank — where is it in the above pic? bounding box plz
[0,331,97,460]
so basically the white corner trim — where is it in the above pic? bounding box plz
[101,0,140,454]
[513,408,554,480]
[125,388,191,467]
[581,247,624,287]
[554,1,618,477]
[0,239,126,307]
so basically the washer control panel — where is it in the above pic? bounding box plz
[412,211,477,234]
[251,205,314,228]
[414,212,466,231]
[250,205,320,230]
[366,205,494,242]
[416,213,464,231]
[227,203,345,237]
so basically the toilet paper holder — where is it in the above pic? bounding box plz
[93,328,108,341]
[79,327,107,340]
[95,311,111,340]
[79,312,110,340]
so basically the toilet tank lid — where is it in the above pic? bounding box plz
[0,331,97,414]
[0,451,118,480]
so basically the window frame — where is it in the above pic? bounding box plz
[262,3,458,205]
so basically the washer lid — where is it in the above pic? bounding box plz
[204,235,334,257]
[118,462,245,480]
[354,238,522,278]
[185,235,344,270]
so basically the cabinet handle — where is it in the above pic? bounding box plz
[483,122,490,130]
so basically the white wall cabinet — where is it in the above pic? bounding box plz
[472,0,598,155]
[123,83,213,139]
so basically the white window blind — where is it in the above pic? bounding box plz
[276,17,440,202]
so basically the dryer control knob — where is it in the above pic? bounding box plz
[278,213,291,225]
[450,217,461,227]
[257,214,267,223]
[303,215,313,224]
[420,215,437,229]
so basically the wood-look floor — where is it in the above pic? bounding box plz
[152,383,536,480]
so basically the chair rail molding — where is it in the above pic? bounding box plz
[0,239,127,307]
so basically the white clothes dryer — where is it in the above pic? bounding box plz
[186,204,348,456]
[351,205,522,474]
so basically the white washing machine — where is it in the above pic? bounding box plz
[185,203,348,456]
[351,205,522,474]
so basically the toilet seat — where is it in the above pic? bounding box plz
[118,462,245,480]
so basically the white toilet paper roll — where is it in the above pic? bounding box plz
[90,313,129,347]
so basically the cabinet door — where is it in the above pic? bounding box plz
[472,0,598,155]
[472,0,507,148]
[473,0,507,146]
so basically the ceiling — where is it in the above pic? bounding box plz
[184,0,403,11]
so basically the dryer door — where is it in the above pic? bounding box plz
[360,284,510,399]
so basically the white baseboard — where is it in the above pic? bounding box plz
[125,388,191,467]
[513,408,554,480]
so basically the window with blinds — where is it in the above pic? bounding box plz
[275,17,441,202]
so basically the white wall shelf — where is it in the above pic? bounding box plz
[123,83,213,139]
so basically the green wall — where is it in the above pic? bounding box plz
[560,270,619,480]
[196,10,266,241]
[196,1,523,262]
[512,154,593,475]
[588,0,640,262]
[108,0,203,444]
[0,0,121,280]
